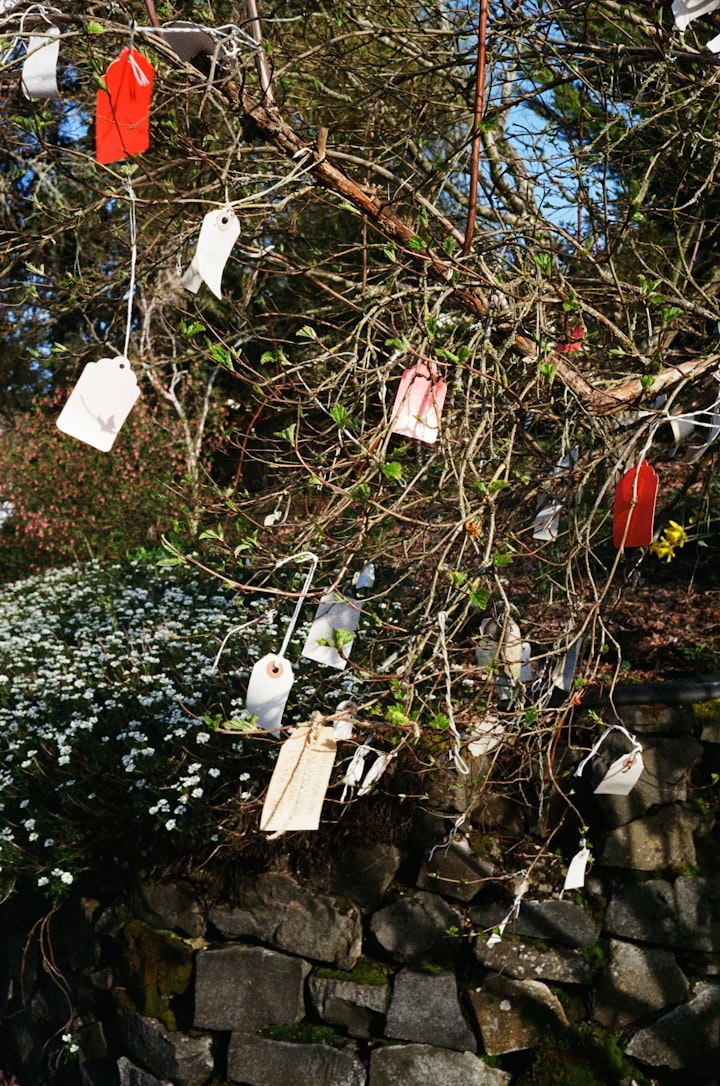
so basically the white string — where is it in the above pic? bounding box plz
[427,812,466,861]
[275,551,318,658]
[123,176,137,361]
[132,21,259,53]
[437,611,470,776]
[573,722,642,778]
[210,610,277,673]
[487,870,529,947]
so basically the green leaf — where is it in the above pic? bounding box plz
[534,253,552,274]
[661,306,682,327]
[275,424,297,444]
[538,362,556,384]
[180,319,206,338]
[330,404,350,428]
[407,235,425,252]
[209,343,234,370]
[297,325,317,340]
[488,479,510,494]
[469,586,489,608]
[381,461,403,481]
[87,20,104,33]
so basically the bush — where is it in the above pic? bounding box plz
[0,392,189,580]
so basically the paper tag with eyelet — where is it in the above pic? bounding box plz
[563,840,591,892]
[182,206,240,299]
[390,364,447,444]
[245,653,294,731]
[260,725,336,834]
[594,751,644,795]
[22,27,60,99]
[301,593,360,670]
[613,460,658,547]
[56,356,140,452]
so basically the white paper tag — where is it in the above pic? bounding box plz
[182,206,240,299]
[467,718,505,758]
[594,751,644,795]
[672,0,720,31]
[22,27,60,99]
[245,653,294,731]
[551,636,583,693]
[353,563,375,589]
[532,500,562,541]
[301,594,360,670]
[56,356,140,452]
[333,701,356,741]
[563,841,591,892]
[260,725,336,834]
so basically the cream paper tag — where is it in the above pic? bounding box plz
[563,840,591,892]
[245,653,294,732]
[594,751,644,796]
[182,206,240,299]
[301,593,360,670]
[56,356,140,452]
[22,27,60,99]
[260,725,336,834]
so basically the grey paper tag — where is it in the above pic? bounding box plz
[301,594,360,670]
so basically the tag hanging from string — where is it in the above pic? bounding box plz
[574,723,644,796]
[56,356,140,451]
[562,838,591,895]
[182,205,240,299]
[613,460,658,548]
[22,25,60,99]
[245,551,318,731]
[57,179,140,450]
[96,46,155,165]
[260,719,336,836]
[301,592,361,670]
[390,363,447,445]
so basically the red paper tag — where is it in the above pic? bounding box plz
[96,48,155,165]
[390,364,447,444]
[613,460,658,547]
[556,320,584,354]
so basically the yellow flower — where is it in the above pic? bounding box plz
[664,520,688,548]
[649,538,676,562]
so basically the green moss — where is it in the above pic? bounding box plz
[314,958,389,985]
[517,1022,649,1086]
[691,698,720,722]
[118,919,193,1031]
[261,1024,350,1048]
[580,941,610,971]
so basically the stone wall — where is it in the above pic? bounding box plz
[2,697,720,1085]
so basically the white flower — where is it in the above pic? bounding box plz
[165,819,176,831]
[195,732,210,744]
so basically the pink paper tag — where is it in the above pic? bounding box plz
[390,364,447,444]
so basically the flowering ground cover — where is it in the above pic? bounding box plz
[0,558,292,900]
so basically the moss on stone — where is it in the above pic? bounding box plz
[314,958,389,985]
[517,1022,649,1086]
[118,918,193,1031]
[261,1024,351,1048]
[691,698,720,722]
